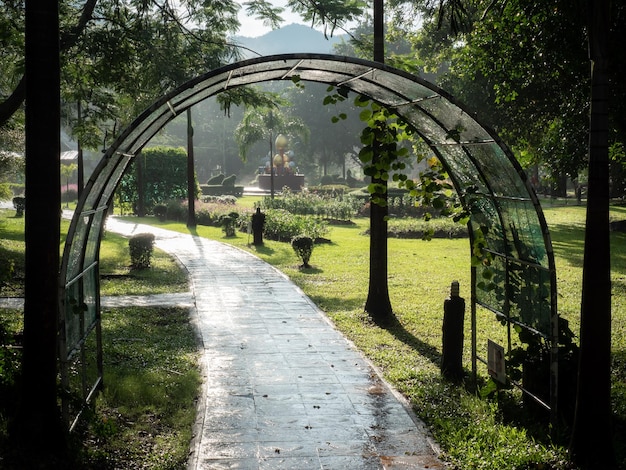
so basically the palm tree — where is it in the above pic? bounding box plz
[234,107,309,197]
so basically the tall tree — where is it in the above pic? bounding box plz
[186,108,196,228]
[1,0,365,133]
[288,82,364,179]
[364,0,394,321]
[392,0,620,461]
[569,0,615,466]
[0,0,277,146]
[13,0,66,466]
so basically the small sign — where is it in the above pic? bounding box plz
[488,340,506,384]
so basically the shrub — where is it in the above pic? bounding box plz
[193,200,251,227]
[308,184,350,196]
[218,195,237,205]
[202,195,238,205]
[196,206,212,226]
[382,217,468,239]
[0,319,21,414]
[166,199,187,222]
[206,173,225,185]
[199,184,244,197]
[61,184,79,204]
[291,235,314,268]
[0,183,13,201]
[220,211,239,237]
[154,204,167,221]
[128,233,155,269]
[320,175,334,186]
[0,258,14,287]
[261,189,362,221]
[61,188,78,204]
[12,196,24,217]
[222,174,237,187]
[263,209,329,242]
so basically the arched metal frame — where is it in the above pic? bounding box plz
[59,53,559,426]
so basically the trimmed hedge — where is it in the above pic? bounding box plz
[206,174,225,185]
[116,146,200,213]
[200,174,243,197]
[200,185,244,197]
[291,235,314,268]
[129,233,155,269]
[12,197,24,217]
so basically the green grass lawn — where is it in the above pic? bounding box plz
[0,209,188,297]
[78,306,200,468]
[129,198,626,469]
[0,209,195,469]
[98,229,188,296]
[2,199,626,468]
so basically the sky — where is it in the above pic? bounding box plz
[235,0,311,38]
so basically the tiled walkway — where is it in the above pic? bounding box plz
[9,215,446,469]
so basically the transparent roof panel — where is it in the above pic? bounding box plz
[498,199,548,267]
[418,98,493,144]
[470,144,530,199]
[433,144,489,193]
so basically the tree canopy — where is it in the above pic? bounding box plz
[0,0,364,153]
[349,0,626,196]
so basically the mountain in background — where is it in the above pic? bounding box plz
[231,23,345,58]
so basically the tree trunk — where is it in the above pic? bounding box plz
[13,0,67,465]
[187,108,196,228]
[373,0,384,63]
[364,0,394,323]
[136,151,145,217]
[365,181,393,321]
[77,101,84,198]
[551,172,567,198]
[569,0,615,467]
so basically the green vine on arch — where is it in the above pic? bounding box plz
[324,87,466,226]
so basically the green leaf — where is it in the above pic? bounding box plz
[359,109,373,122]
[359,148,374,163]
[354,95,369,107]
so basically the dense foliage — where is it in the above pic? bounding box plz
[255,208,330,242]
[116,146,197,213]
[0,152,23,199]
[394,0,626,196]
[261,188,363,221]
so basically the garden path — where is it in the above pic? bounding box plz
[2,212,447,469]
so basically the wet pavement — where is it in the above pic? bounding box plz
[2,214,446,469]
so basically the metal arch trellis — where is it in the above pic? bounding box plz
[58,53,560,428]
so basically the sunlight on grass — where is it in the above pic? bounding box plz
[3,201,626,468]
[153,202,626,469]
[99,229,189,296]
[87,306,200,468]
